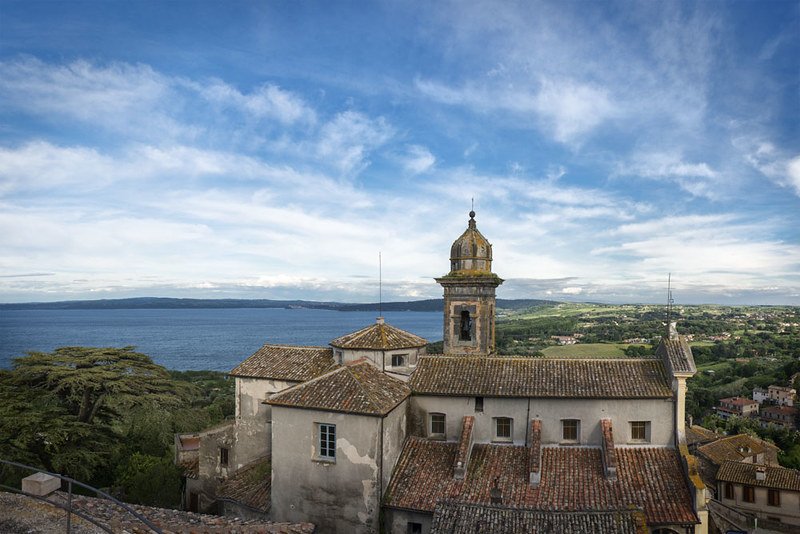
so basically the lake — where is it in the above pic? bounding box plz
[0,308,442,371]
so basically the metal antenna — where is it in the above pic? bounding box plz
[666,273,674,335]
[379,251,382,318]
[471,197,474,212]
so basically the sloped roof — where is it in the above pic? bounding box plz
[229,344,336,381]
[178,457,198,480]
[430,501,648,534]
[685,425,718,447]
[409,356,672,398]
[717,461,800,491]
[385,438,697,525]
[655,335,696,375]
[697,434,780,466]
[268,360,410,416]
[217,457,271,512]
[330,320,427,350]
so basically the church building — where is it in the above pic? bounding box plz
[178,211,709,533]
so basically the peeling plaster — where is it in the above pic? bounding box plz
[339,437,378,523]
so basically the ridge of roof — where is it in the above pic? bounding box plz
[330,321,427,350]
[717,461,800,491]
[229,343,336,381]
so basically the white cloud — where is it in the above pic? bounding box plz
[614,151,720,199]
[199,80,316,125]
[401,145,436,174]
[316,111,394,174]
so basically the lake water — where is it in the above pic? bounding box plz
[0,308,442,371]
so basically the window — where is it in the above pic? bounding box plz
[562,419,579,442]
[743,485,755,503]
[430,413,446,438]
[768,488,781,506]
[335,350,343,365]
[219,447,229,467]
[630,421,650,442]
[407,522,422,534]
[494,417,513,442]
[391,354,407,367]
[318,423,336,461]
[724,482,734,500]
[459,310,472,341]
[475,396,484,412]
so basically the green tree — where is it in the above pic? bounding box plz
[116,452,183,507]
[12,347,183,424]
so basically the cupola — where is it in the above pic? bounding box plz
[448,211,493,274]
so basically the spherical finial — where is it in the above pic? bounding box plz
[469,210,476,219]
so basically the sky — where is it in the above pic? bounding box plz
[0,1,798,305]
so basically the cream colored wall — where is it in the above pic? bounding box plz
[234,377,297,467]
[411,395,675,447]
[720,484,800,526]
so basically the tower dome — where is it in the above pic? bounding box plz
[448,210,493,274]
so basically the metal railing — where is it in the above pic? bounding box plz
[0,458,163,533]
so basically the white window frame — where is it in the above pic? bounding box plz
[429,412,446,439]
[317,423,336,461]
[561,419,580,443]
[493,417,513,442]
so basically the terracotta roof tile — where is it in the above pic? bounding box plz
[685,425,718,447]
[697,434,780,466]
[716,461,800,491]
[229,344,336,381]
[600,419,617,480]
[178,457,198,480]
[528,420,541,486]
[430,501,648,534]
[217,458,271,512]
[410,356,672,398]
[385,437,698,526]
[330,320,427,350]
[454,416,474,480]
[267,360,410,416]
[655,336,696,375]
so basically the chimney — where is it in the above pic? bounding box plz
[756,466,766,481]
[490,477,503,505]
[529,419,542,487]
[687,415,693,428]
[376,317,385,324]
[453,416,474,480]
[600,419,617,481]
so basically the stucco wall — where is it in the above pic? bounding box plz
[720,484,800,526]
[340,347,423,373]
[381,402,408,495]
[234,377,296,467]
[411,395,675,446]
[195,422,235,513]
[384,508,432,534]
[271,406,383,534]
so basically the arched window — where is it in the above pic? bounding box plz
[459,310,472,341]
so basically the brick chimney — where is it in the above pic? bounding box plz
[600,419,617,481]
[453,416,474,480]
[529,419,542,487]
[756,466,766,481]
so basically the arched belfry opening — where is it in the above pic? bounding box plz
[459,310,472,341]
[436,211,503,356]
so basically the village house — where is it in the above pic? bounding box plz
[178,211,711,533]
[760,405,799,430]
[715,397,759,420]
[713,462,800,529]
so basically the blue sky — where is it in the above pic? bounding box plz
[0,1,798,304]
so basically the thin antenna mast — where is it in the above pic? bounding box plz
[667,273,674,334]
[379,251,382,318]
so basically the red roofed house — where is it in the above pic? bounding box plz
[715,397,759,420]
[181,211,711,534]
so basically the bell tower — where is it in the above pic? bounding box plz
[436,211,503,355]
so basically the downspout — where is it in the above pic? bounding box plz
[525,398,531,446]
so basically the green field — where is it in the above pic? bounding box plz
[540,343,638,358]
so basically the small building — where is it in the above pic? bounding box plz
[760,405,799,430]
[715,397,759,419]
[768,385,797,407]
[716,461,800,527]
[550,335,577,345]
[695,434,781,492]
[753,387,768,404]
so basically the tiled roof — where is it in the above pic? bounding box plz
[268,360,410,416]
[409,356,672,398]
[719,396,759,406]
[178,457,198,480]
[655,336,696,375]
[330,320,427,350]
[716,461,800,491]
[430,501,648,534]
[762,405,799,416]
[685,425,718,447]
[217,458,271,512]
[229,344,336,381]
[384,437,698,526]
[697,434,780,465]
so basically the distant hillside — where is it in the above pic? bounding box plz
[0,296,558,312]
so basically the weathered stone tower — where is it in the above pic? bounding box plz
[436,211,503,355]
